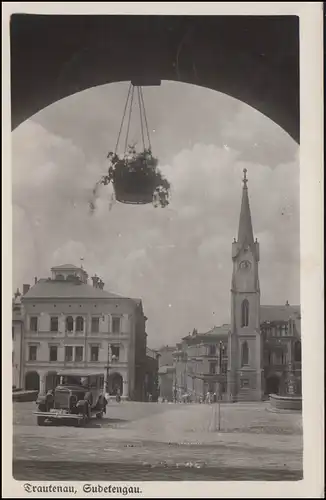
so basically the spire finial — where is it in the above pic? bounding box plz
[243,168,248,187]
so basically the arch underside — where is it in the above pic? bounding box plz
[10,15,299,141]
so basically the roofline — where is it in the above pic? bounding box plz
[21,295,142,303]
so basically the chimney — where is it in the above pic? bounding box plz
[23,284,30,295]
[34,277,38,284]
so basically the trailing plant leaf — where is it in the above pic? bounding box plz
[98,146,170,207]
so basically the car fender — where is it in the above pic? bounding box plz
[36,394,47,405]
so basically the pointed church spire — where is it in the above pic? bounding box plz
[237,168,254,247]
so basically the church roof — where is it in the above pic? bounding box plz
[202,324,231,337]
[237,169,255,247]
[260,305,301,323]
[22,278,137,302]
[182,324,231,342]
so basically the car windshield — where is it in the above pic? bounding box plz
[61,376,87,386]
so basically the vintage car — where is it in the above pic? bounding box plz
[34,372,107,426]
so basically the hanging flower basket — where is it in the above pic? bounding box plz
[101,147,170,207]
[90,83,171,211]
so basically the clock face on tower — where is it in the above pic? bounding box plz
[239,260,251,270]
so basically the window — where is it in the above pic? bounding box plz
[240,379,250,388]
[209,345,216,356]
[91,317,100,333]
[241,341,249,366]
[281,351,287,365]
[30,316,38,332]
[29,345,37,361]
[65,346,73,362]
[75,346,84,362]
[112,316,121,334]
[90,346,99,362]
[241,300,249,327]
[209,362,216,374]
[49,345,58,362]
[76,316,84,332]
[66,316,74,332]
[50,317,59,332]
[294,341,301,362]
[111,345,120,360]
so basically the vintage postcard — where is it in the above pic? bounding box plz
[2,2,324,498]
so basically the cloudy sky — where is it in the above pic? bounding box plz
[12,81,300,348]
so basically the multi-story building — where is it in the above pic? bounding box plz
[13,263,148,400]
[143,347,160,401]
[173,170,302,402]
[12,289,24,389]
[172,326,229,402]
[157,345,176,401]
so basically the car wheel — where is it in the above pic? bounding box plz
[96,411,103,419]
[37,416,46,426]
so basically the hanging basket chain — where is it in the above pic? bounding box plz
[124,85,135,154]
[139,86,152,151]
[137,86,146,152]
[114,83,132,155]
[113,83,152,156]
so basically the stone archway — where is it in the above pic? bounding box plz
[108,372,123,396]
[265,375,280,395]
[10,15,299,141]
[25,371,40,391]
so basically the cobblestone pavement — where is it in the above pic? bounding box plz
[13,401,303,481]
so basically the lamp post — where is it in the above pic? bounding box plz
[215,341,225,432]
[106,343,118,396]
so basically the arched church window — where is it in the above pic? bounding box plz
[66,316,74,332]
[241,299,249,327]
[294,341,301,362]
[241,341,249,366]
[76,316,84,332]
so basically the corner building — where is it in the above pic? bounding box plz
[19,264,147,400]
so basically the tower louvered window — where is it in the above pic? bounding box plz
[241,299,249,327]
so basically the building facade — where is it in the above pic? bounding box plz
[13,264,148,400]
[173,170,302,402]
[157,345,175,401]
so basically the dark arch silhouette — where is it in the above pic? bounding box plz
[10,15,299,141]
[241,299,249,327]
[241,341,249,366]
[108,372,123,396]
[25,371,40,391]
[294,341,301,362]
[265,375,280,395]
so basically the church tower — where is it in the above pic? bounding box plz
[227,169,263,401]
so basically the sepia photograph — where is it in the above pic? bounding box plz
[2,3,324,498]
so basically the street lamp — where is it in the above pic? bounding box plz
[105,344,117,395]
[214,341,225,432]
